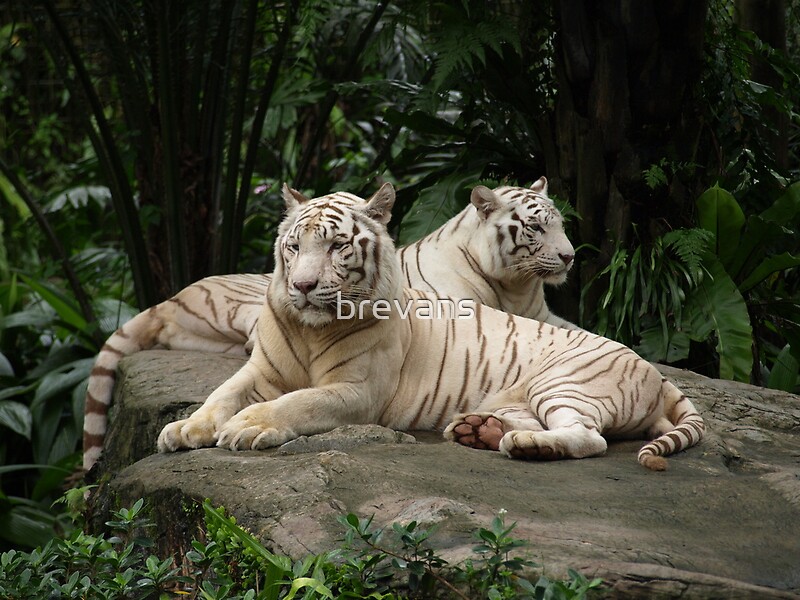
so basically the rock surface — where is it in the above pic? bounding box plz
[88,350,800,599]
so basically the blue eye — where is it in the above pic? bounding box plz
[286,242,299,252]
[530,224,544,234]
[330,241,347,252]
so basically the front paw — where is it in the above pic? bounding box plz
[157,418,218,452]
[217,409,296,451]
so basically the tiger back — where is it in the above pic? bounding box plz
[83,179,576,470]
[156,184,705,470]
[400,177,577,328]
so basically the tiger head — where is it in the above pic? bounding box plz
[469,177,574,285]
[273,183,401,327]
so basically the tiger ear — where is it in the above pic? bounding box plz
[364,182,395,225]
[530,176,551,199]
[282,183,310,211]
[530,176,548,194]
[470,185,500,219]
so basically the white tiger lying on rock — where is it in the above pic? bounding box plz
[83,178,577,470]
[157,184,705,470]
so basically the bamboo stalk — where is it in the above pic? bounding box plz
[154,0,190,292]
[39,0,158,309]
[217,0,259,275]
[229,0,300,272]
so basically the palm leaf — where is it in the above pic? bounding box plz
[684,254,752,382]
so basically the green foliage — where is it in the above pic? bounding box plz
[336,508,603,600]
[0,269,138,550]
[427,4,522,91]
[698,183,800,391]
[591,180,799,388]
[589,228,714,364]
[703,1,800,196]
[0,497,188,599]
[0,499,604,599]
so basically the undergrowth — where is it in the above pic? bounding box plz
[0,496,604,599]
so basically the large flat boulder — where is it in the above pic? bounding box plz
[87,350,800,599]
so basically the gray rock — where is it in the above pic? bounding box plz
[87,350,800,599]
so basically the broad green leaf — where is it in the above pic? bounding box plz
[0,351,13,376]
[18,275,88,332]
[635,327,690,364]
[0,505,54,548]
[726,214,795,284]
[739,252,800,293]
[398,169,481,245]
[383,108,463,137]
[284,577,334,600]
[93,297,139,336]
[0,308,55,330]
[0,463,71,476]
[696,185,745,267]
[0,171,32,219]
[202,501,293,576]
[0,401,32,439]
[760,181,800,223]
[767,345,799,393]
[32,454,79,501]
[0,384,35,401]
[684,255,752,382]
[32,358,94,408]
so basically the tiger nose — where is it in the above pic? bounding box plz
[293,280,318,295]
[559,253,574,266]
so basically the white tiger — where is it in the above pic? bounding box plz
[156,184,705,470]
[83,178,577,470]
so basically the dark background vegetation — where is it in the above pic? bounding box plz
[0,0,798,549]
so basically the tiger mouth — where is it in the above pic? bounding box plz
[291,296,336,313]
[542,265,572,282]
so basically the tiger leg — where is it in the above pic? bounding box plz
[443,407,543,451]
[498,403,607,460]
[157,362,275,452]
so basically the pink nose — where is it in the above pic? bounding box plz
[559,253,574,266]
[293,280,318,295]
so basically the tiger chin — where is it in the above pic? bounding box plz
[156,184,705,470]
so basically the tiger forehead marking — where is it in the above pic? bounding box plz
[277,184,398,328]
[286,194,361,236]
[480,186,573,283]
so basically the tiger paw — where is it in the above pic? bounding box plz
[444,412,507,451]
[498,430,566,460]
[217,409,296,451]
[157,418,218,452]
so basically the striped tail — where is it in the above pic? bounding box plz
[637,380,706,471]
[82,309,163,471]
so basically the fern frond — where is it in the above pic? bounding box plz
[430,8,523,90]
[663,228,714,284]
[475,20,522,57]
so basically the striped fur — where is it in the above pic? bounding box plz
[83,178,576,470]
[400,177,577,328]
[157,185,705,470]
[81,274,267,469]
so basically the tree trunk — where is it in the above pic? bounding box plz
[735,0,788,170]
[545,0,709,325]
